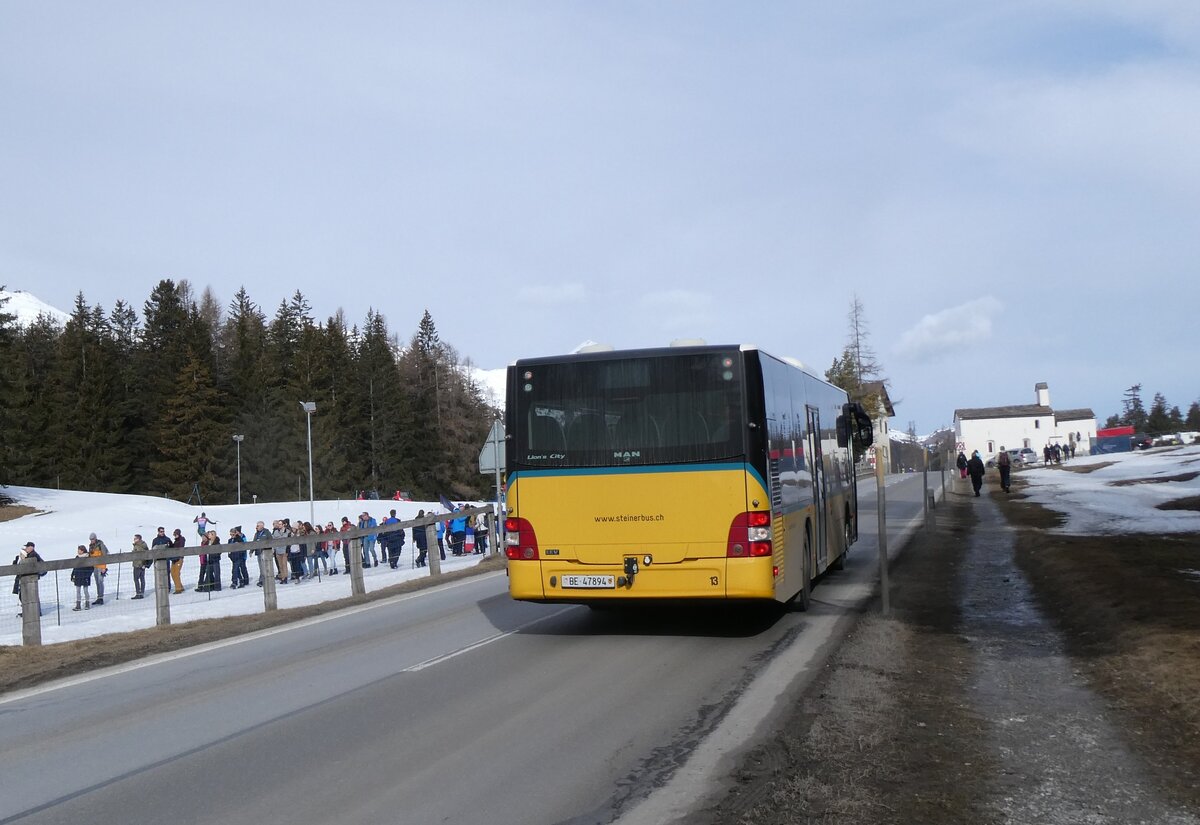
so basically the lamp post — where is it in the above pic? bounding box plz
[232,434,244,505]
[300,402,316,526]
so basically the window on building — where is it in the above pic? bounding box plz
[1035,420,1040,429]
[1024,438,1031,448]
[987,440,994,453]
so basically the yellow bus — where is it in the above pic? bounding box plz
[504,344,873,608]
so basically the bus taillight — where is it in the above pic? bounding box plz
[505,517,540,560]
[727,511,772,557]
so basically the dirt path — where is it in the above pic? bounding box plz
[697,483,1199,824]
[963,492,1198,825]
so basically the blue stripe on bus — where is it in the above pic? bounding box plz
[509,462,769,492]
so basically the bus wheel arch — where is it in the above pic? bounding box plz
[791,520,812,612]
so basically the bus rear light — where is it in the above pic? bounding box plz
[727,511,772,558]
[504,517,539,561]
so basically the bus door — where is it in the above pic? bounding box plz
[806,406,827,570]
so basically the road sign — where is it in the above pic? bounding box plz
[479,420,506,474]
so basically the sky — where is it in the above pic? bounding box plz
[2,2,1198,434]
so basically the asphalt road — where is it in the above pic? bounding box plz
[0,471,943,825]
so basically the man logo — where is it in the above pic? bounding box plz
[613,450,641,462]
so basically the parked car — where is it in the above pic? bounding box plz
[1018,447,1038,465]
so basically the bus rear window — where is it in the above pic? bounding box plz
[514,353,745,467]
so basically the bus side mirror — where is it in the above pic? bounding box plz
[853,404,874,450]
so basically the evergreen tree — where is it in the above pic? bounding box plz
[357,309,409,495]
[1121,384,1147,431]
[151,348,228,500]
[1103,414,1122,429]
[1168,405,1184,431]
[0,288,15,488]
[50,295,128,491]
[1186,402,1200,430]
[222,287,270,502]
[4,316,62,486]
[1146,392,1171,436]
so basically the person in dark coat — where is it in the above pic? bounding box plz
[414,510,429,568]
[967,451,986,497]
[71,545,94,611]
[380,510,405,568]
[228,527,249,589]
[956,451,968,479]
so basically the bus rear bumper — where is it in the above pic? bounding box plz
[508,558,776,602]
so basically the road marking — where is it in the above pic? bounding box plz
[402,606,576,671]
[0,571,506,706]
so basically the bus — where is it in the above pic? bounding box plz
[503,344,874,608]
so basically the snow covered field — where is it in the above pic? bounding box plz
[0,487,489,646]
[1018,445,1200,535]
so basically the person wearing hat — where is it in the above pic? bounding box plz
[12,541,45,617]
[88,533,109,605]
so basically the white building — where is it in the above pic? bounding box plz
[954,382,1096,460]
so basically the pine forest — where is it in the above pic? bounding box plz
[0,281,499,505]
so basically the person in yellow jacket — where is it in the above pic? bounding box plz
[88,532,109,605]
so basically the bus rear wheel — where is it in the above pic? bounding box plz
[791,527,812,612]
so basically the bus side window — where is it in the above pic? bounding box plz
[531,413,566,453]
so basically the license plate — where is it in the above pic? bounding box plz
[561,574,616,589]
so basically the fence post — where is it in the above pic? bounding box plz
[154,558,171,626]
[349,538,365,596]
[426,524,441,576]
[18,558,42,646]
[260,550,278,612]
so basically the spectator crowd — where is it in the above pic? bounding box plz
[12,505,493,615]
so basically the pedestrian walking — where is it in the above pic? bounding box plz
[967,450,986,497]
[996,447,1012,494]
[956,451,968,479]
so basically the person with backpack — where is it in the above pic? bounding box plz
[996,447,1012,494]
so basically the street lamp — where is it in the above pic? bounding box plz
[232,434,244,505]
[300,402,316,526]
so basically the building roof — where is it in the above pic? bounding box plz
[954,404,1052,421]
[1035,382,1048,390]
[1054,408,1095,423]
[860,380,895,417]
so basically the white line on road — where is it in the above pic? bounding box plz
[402,606,576,672]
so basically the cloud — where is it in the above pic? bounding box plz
[894,296,1003,362]
[516,283,586,305]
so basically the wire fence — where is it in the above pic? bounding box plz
[2,506,499,646]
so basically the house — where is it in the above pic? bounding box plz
[953,382,1096,460]
[860,380,895,470]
